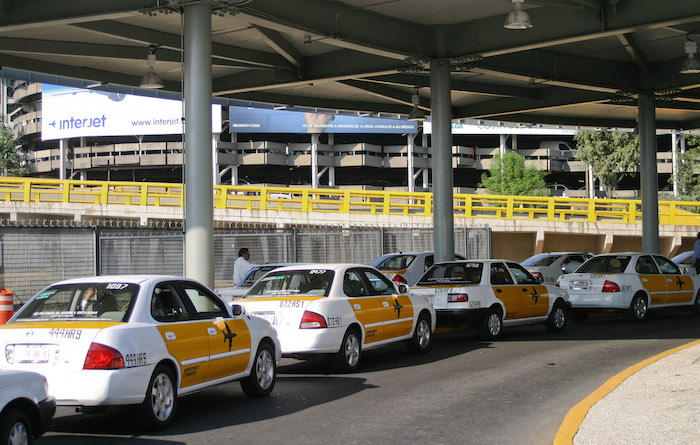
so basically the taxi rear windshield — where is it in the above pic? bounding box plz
[246,270,334,297]
[12,283,139,322]
[576,256,630,274]
[521,254,562,267]
[240,265,283,286]
[417,263,483,285]
[372,254,416,270]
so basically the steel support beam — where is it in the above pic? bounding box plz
[638,92,660,254]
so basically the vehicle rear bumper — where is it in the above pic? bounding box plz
[435,308,490,326]
[47,365,154,407]
[567,291,633,309]
[36,396,56,436]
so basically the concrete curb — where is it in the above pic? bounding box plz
[553,338,700,445]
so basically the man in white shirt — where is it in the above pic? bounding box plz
[233,248,254,284]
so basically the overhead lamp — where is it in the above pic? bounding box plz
[680,36,700,74]
[408,88,426,121]
[504,0,532,30]
[140,45,164,89]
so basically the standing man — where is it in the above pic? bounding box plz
[233,247,254,284]
[693,233,700,275]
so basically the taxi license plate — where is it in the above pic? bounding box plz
[17,345,50,364]
[251,311,277,326]
[572,281,589,290]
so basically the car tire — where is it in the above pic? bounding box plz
[139,365,177,431]
[240,342,276,398]
[546,300,568,332]
[406,313,431,353]
[692,291,700,315]
[479,308,503,340]
[1,408,33,445]
[334,328,362,372]
[628,294,648,321]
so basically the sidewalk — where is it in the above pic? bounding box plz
[555,339,700,445]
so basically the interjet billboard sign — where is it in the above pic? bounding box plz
[41,84,222,140]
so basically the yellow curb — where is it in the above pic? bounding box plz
[553,338,700,445]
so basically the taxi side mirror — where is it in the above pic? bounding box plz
[397,284,409,294]
[536,276,544,284]
[231,304,245,316]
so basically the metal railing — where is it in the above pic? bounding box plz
[0,176,698,225]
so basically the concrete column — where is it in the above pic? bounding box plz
[407,133,415,193]
[59,139,68,180]
[671,132,679,197]
[680,134,686,154]
[430,59,454,263]
[587,164,595,199]
[638,92,660,254]
[183,2,214,286]
[311,133,319,189]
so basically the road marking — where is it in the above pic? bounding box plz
[553,338,700,445]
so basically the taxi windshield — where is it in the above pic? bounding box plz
[12,283,139,323]
[245,270,334,297]
[576,256,631,274]
[521,254,562,267]
[372,254,416,270]
[417,263,483,285]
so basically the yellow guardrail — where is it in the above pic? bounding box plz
[0,176,699,225]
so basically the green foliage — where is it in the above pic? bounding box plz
[0,122,23,176]
[573,130,639,198]
[479,151,547,196]
[673,142,700,201]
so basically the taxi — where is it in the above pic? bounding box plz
[557,253,700,321]
[235,264,436,371]
[521,252,594,285]
[410,260,571,339]
[0,275,281,430]
[371,251,466,285]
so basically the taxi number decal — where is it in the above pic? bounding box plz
[464,263,480,268]
[469,301,481,308]
[590,274,605,279]
[621,285,632,291]
[125,352,147,367]
[49,328,82,340]
[183,365,199,377]
[106,283,129,290]
[309,269,328,275]
[435,288,449,294]
[280,300,305,308]
[327,316,342,327]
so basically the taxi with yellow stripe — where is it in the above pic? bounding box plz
[0,275,281,430]
[410,260,571,339]
[235,264,436,371]
[556,253,700,321]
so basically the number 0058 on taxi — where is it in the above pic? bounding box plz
[0,275,282,431]
[410,260,571,339]
[235,264,436,371]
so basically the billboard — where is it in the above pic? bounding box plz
[41,84,222,140]
[423,119,578,135]
[228,105,418,134]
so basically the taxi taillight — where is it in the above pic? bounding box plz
[447,294,469,303]
[602,280,620,292]
[392,275,408,284]
[84,343,124,370]
[300,311,328,329]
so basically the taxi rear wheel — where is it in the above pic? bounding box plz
[479,308,503,340]
[1,408,33,445]
[407,314,431,353]
[628,294,648,321]
[546,301,567,332]
[334,328,361,372]
[140,365,177,431]
[240,342,276,398]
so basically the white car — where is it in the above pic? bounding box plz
[0,275,281,430]
[236,264,436,371]
[216,263,301,302]
[557,253,700,321]
[672,251,696,275]
[521,252,594,285]
[410,260,570,339]
[371,252,466,285]
[0,370,55,445]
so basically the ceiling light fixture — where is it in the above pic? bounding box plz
[504,0,532,30]
[408,88,426,121]
[140,45,164,89]
[680,36,700,74]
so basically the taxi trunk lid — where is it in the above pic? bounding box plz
[239,296,324,330]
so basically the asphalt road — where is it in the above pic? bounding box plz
[39,311,700,445]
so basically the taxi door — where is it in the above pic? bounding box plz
[635,255,667,306]
[490,262,523,320]
[152,283,211,388]
[178,282,252,381]
[653,255,694,305]
[344,269,387,343]
[507,262,549,318]
[362,268,414,339]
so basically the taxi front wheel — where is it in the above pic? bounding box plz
[407,314,431,353]
[241,342,276,397]
[334,328,361,372]
[479,309,503,340]
[546,301,568,333]
[139,365,177,431]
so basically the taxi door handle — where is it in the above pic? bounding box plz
[522,288,528,292]
[666,279,673,282]
[207,327,217,336]
[382,301,390,307]
[641,278,648,282]
[496,289,502,293]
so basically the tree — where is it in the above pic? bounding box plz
[479,151,547,196]
[0,122,22,176]
[573,130,639,199]
[673,136,700,199]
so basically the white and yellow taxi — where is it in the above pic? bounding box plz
[0,275,281,430]
[410,260,571,339]
[236,264,436,371]
[556,253,700,321]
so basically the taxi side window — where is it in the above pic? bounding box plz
[180,283,228,319]
[362,269,396,295]
[424,255,434,271]
[653,256,681,275]
[343,270,371,297]
[635,256,660,274]
[490,263,514,285]
[151,284,191,322]
[507,262,537,284]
